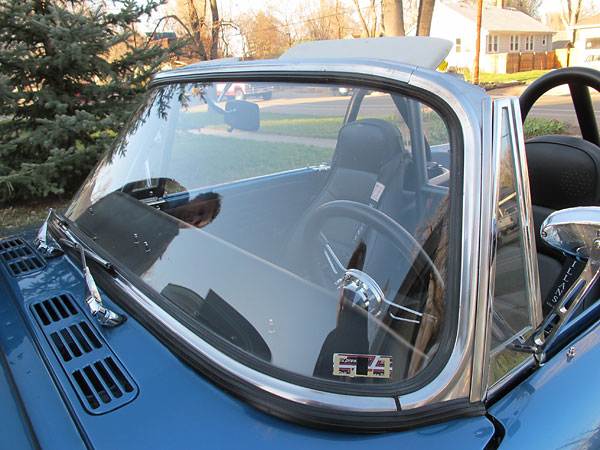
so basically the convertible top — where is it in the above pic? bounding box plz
[280,37,452,70]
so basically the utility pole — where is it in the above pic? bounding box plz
[473,0,483,84]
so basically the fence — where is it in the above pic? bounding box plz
[482,51,560,74]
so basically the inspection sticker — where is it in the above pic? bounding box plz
[333,353,393,379]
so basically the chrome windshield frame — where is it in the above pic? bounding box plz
[74,58,493,416]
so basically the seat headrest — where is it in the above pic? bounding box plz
[526,135,600,210]
[333,118,406,173]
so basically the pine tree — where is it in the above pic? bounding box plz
[0,0,174,201]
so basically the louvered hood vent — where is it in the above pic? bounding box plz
[30,294,138,414]
[0,237,45,276]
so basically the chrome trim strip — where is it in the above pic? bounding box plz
[113,276,398,412]
[470,96,495,403]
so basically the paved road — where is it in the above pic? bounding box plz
[489,84,600,127]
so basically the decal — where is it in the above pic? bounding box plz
[370,182,385,203]
[333,353,393,379]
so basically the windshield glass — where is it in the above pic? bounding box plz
[66,79,456,388]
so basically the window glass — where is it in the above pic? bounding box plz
[456,38,462,53]
[67,81,456,390]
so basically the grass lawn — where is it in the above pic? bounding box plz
[469,70,552,85]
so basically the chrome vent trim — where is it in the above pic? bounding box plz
[0,237,45,276]
[30,294,138,414]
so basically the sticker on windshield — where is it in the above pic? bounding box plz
[333,353,393,379]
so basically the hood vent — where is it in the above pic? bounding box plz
[30,294,138,414]
[0,237,46,276]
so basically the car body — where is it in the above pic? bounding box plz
[2,36,600,449]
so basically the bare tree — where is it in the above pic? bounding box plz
[238,11,288,60]
[383,0,405,36]
[167,0,222,60]
[298,0,358,41]
[352,0,379,37]
[561,0,583,42]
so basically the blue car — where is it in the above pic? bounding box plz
[3,36,600,449]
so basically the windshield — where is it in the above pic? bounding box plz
[66,79,456,389]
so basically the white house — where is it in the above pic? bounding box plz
[429,2,555,72]
[571,13,600,63]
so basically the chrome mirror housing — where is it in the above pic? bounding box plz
[541,207,600,259]
[514,207,600,357]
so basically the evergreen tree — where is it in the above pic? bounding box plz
[0,0,174,201]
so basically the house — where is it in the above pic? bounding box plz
[429,1,555,73]
[570,13,600,63]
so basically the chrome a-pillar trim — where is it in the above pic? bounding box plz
[112,276,398,413]
[398,68,486,409]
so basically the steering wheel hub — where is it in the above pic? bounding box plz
[337,268,385,316]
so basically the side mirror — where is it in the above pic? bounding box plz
[541,207,600,259]
[516,207,600,357]
[224,100,260,132]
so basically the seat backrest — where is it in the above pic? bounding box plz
[319,118,408,207]
[283,118,408,269]
[526,135,600,307]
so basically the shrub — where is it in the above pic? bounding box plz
[0,0,174,202]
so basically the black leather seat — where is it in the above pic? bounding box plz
[526,135,600,312]
[285,118,409,272]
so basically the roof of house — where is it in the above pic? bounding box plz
[442,2,554,33]
[572,13,600,28]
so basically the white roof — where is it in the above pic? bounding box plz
[443,2,554,33]
[280,37,452,70]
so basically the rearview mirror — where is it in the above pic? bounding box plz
[225,100,260,132]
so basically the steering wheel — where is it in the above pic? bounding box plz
[519,67,600,147]
[303,200,443,322]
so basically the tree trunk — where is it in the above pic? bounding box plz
[209,0,220,59]
[186,0,208,60]
[416,0,435,36]
[383,0,405,36]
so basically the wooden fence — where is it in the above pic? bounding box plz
[483,51,560,74]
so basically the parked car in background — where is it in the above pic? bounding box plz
[2,37,600,448]
[216,82,273,100]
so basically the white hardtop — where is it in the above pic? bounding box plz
[280,36,452,70]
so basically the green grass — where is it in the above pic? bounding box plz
[474,70,551,84]
[169,133,334,189]
[523,117,567,140]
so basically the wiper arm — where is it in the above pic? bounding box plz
[35,209,62,257]
[35,209,126,327]
[59,238,115,274]
[77,244,126,328]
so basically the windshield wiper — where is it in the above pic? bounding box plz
[35,210,126,328]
